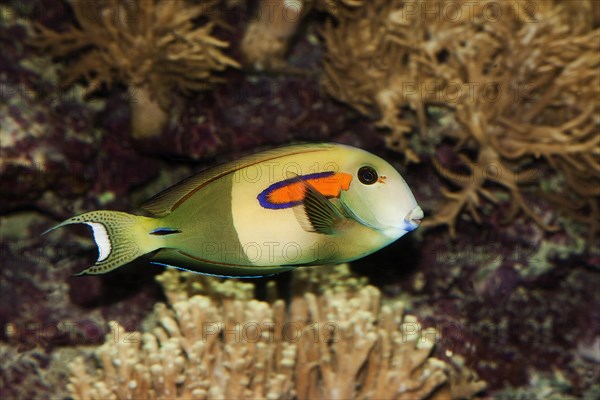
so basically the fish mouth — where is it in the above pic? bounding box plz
[404,206,424,231]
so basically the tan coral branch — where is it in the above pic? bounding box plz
[68,266,486,399]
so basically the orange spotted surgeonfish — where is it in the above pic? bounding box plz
[46,143,424,277]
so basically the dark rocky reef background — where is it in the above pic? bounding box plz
[1,1,598,399]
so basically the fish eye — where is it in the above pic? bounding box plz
[358,166,378,185]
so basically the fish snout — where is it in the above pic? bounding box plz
[404,206,424,231]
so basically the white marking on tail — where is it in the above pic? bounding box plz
[85,222,111,262]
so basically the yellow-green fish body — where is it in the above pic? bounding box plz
[48,143,423,277]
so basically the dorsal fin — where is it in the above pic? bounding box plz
[141,143,334,217]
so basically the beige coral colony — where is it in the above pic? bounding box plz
[35,0,240,139]
[319,0,599,236]
[69,267,486,399]
[35,0,599,399]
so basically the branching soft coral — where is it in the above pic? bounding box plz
[322,0,599,236]
[34,0,239,139]
[68,266,486,399]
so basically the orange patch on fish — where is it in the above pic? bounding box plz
[257,172,353,209]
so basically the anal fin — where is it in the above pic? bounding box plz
[150,248,295,277]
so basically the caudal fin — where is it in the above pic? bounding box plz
[45,211,162,275]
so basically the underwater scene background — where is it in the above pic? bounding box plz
[1,0,598,398]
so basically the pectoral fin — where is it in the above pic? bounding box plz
[292,178,346,235]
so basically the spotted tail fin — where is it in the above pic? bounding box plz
[44,211,163,275]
